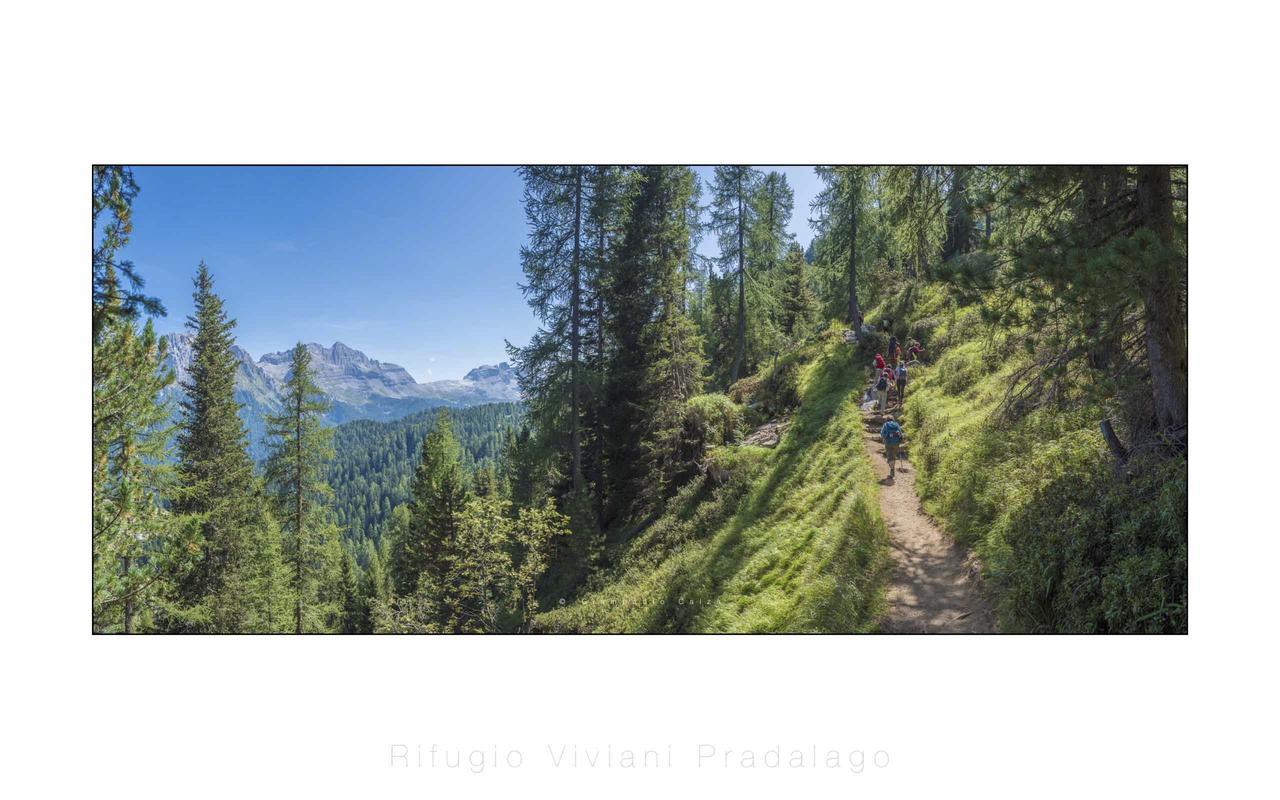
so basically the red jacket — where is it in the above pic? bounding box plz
[874,354,885,370]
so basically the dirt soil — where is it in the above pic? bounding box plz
[861,406,997,633]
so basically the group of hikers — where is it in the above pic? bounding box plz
[868,330,924,480]
[871,333,922,415]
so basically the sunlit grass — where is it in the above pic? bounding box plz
[537,328,889,633]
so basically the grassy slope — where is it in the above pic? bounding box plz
[537,329,889,633]
[868,283,1186,632]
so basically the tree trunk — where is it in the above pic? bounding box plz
[122,555,134,633]
[731,187,746,382]
[295,388,304,635]
[593,230,606,519]
[1135,165,1188,441]
[1100,418,1130,467]
[570,167,583,489]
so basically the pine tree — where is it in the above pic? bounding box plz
[812,166,870,331]
[944,166,1188,448]
[745,170,795,366]
[708,166,762,382]
[880,165,947,279]
[263,343,338,633]
[778,243,817,340]
[92,272,192,632]
[165,263,268,632]
[603,166,704,522]
[581,166,633,518]
[509,166,590,492]
[92,166,164,341]
[387,410,469,601]
[941,166,976,261]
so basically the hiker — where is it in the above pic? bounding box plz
[875,368,891,413]
[888,334,899,364]
[880,415,904,478]
[906,339,923,363]
[895,360,908,407]
[873,352,886,371]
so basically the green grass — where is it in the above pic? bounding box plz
[868,282,1187,633]
[537,327,889,633]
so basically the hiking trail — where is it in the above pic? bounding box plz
[860,400,996,633]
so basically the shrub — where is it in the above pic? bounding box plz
[991,456,1187,633]
[727,374,762,405]
[759,359,801,416]
[677,393,743,478]
[683,393,741,449]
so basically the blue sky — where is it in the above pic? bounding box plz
[124,166,823,381]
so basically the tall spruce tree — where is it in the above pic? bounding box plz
[603,166,704,522]
[509,166,590,492]
[581,166,633,517]
[708,166,762,382]
[263,343,338,633]
[166,263,268,632]
[387,410,470,603]
[778,243,817,339]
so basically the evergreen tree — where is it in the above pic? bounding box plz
[165,263,270,632]
[941,166,976,261]
[880,165,947,279]
[92,166,164,341]
[812,166,870,331]
[92,275,191,632]
[603,166,704,522]
[707,166,762,382]
[581,166,633,518]
[778,243,817,339]
[509,166,590,492]
[945,166,1188,447]
[387,410,470,602]
[263,343,338,633]
[744,170,795,366]
[497,424,543,511]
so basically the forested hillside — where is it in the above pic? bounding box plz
[92,164,1187,634]
[328,402,522,548]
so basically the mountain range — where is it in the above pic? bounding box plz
[160,334,520,458]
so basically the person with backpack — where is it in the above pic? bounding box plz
[880,415,904,478]
[873,352,886,371]
[894,360,908,408]
[906,339,923,363]
[875,368,891,413]
[888,335,899,364]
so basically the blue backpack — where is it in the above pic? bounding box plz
[881,421,902,445]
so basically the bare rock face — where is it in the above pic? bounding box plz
[259,342,422,404]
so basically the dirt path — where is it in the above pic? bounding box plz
[861,404,996,633]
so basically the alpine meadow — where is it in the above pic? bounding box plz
[91,165,1188,634]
